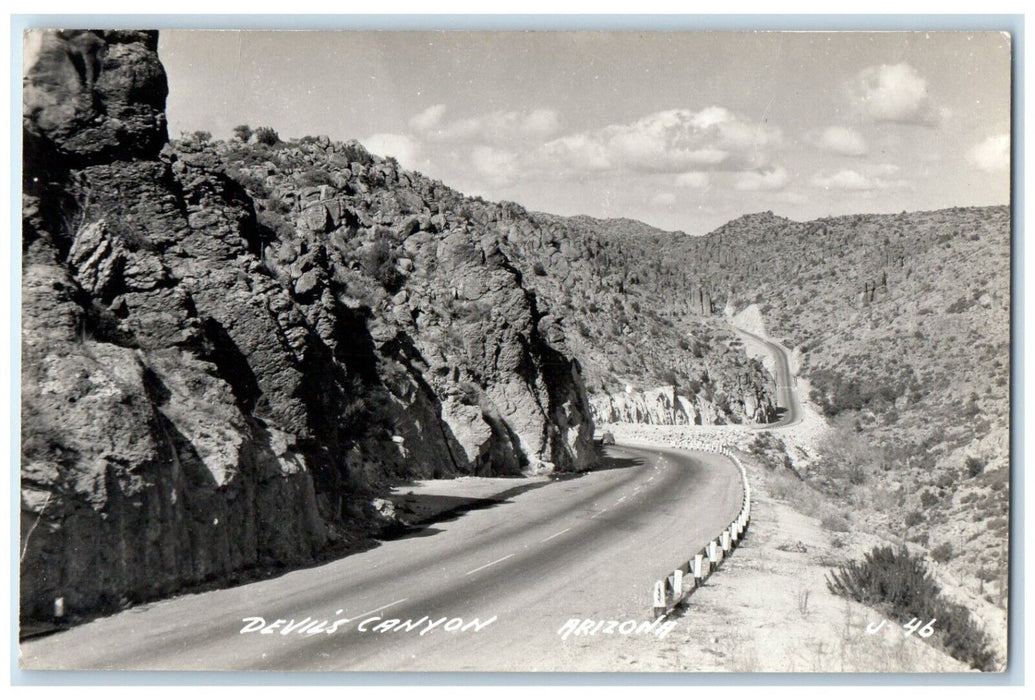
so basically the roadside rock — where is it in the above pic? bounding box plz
[20,29,595,623]
[23,30,168,168]
[590,383,774,426]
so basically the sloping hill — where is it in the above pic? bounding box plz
[682,207,1011,596]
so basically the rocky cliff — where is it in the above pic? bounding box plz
[20,30,594,622]
[591,381,773,426]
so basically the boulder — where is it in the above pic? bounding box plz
[23,30,168,168]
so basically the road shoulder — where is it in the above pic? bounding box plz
[584,424,969,672]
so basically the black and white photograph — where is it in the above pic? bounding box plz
[16,22,1014,675]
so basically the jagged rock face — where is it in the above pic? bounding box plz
[590,383,773,426]
[20,33,593,621]
[23,30,169,169]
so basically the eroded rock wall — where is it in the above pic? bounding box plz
[20,30,593,621]
[590,383,774,427]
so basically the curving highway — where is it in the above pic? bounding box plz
[21,444,743,672]
[733,326,803,428]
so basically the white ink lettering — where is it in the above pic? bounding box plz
[240,617,266,634]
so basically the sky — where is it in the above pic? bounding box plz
[159,30,1012,235]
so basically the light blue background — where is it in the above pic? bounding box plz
[9,12,1025,687]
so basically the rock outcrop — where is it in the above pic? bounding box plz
[23,30,169,169]
[20,30,593,622]
[590,383,774,426]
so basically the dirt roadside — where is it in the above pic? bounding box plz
[561,423,972,672]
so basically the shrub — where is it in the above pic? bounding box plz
[233,124,253,142]
[930,542,954,563]
[298,168,335,187]
[905,510,924,527]
[847,464,867,485]
[341,141,374,166]
[827,545,996,670]
[657,369,679,386]
[227,168,271,199]
[254,126,280,146]
[359,240,403,293]
[820,513,851,532]
[965,455,986,478]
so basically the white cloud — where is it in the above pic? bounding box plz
[539,133,613,172]
[651,191,677,206]
[812,169,873,191]
[675,171,710,188]
[772,190,807,205]
[815,126,868,156]
[734,166,789,191]
[810,168,908,192]
[411,106,561,143]
[470,145,520,186]
[362,133,421,169]
[538,106,780,176]
[867,163,901,177]
[409,104,447,132]
[967,134,1010,172]
[520,109,561,138]
[847,63,938,125]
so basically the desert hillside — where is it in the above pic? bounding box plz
[213,141,779,427]
[682,207,1011,601]
[19,29,775,623]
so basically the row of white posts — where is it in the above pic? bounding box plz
[651,446,751,619]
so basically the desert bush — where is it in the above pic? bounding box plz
[657,369,679,386]
[905,510,924,527]
[233,124,253,142]
[227,168,271,199]
[965,455,986,478]
[920,490,939,508]
[341,141,374,166]
[254,126,280,146]
[359,240,404,293]
[931,542,954,563]
[908,531,930,546]
[298,168,335,187]
[827,545,996,670]
[820,512,851,532]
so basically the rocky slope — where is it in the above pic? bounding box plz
[674,208,1012,603]
[210,144,778,430]
[216,141,778,426]
[20,30,594,622]
[591,380,771,426]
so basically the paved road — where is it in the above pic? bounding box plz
[733,326,802,428]
[21,444,743,672]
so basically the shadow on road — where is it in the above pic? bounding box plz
[20,447,648,641]
[384,447,644,538]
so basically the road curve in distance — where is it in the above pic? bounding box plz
[733,326,802,428]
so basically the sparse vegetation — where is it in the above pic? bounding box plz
[827,545,997,671]
[931,542,954,563]
[681,207,1008,581]
[254,126,280,146]
[965,455,987,478]
[358,240,403,293]
[820,513,851,532]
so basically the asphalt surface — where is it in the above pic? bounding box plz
[734,326,803,428]
[20,444,743,672]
